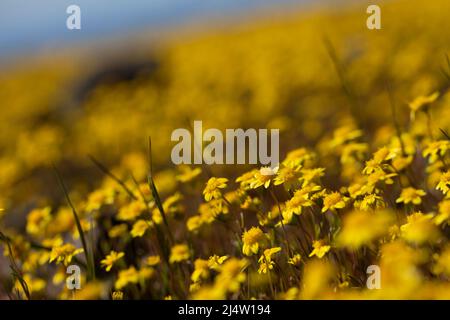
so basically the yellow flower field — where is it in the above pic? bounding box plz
[0,0,449,299]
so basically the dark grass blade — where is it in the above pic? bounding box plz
[53,165,95,280]
[88,155,138,200]
[440,128,450,141]
[147,137,174,245]
[0,231,30,299]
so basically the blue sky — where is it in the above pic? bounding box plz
[0,0,309,57]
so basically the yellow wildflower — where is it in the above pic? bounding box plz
[358,193,385,210]
[15,274,45,297]
[49,243,83,265]
[301,168,325,187]
[169,244,190,263]
[283,190,313,222]
[203,177,228,201]
[309,240,330,259]
[176,165,202,183]
[392,155,413,171]
[152,192,184,224]
[340,143,368,165]
[26,207,52,237]
[145,255,161,266]
[322,191,348,213]
[85,188,115,212]
[396,187,426,205]
[408,92,439,120]
[435,200,450,225]
[330,126,362,148]
[258,247,281,274]
[288,253,302,266]
[337,210,394,249]
[138,267,155,282]
[400,212,440,244]
[115,267,139,290]
[235,169,258,190]
[432,246,450,277]
[436,171,450,195]
[101,251,124,272]
[423,140,450,163]
[278,287,300,300]
[215,258,248,293]
[191,259,210,283]
[366,169,397,187]
[187,215,203,232]
[250,166,278,189]
[283,148,315,166]
[207,255,229,270]
[242,227,267,256]
[131,219,151,238]
[108,224,128,238]
[300,259,335,299]
[117,200,146,221]
[274,163,302,190]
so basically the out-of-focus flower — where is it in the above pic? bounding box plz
[117,200,146,221]
[337,210,394,249]
[242,227,267,256]
[309,240,331,259]
[330,126,362,148]
[169,244,191,263]
[49,243,83,266]
[115,267,139,290]
[187,215,203,232]
[288,253,302,266]
[392,155,413,171]
[432,246,450,277]
[26,207,52,237]
[101,250,124,272]
[436,171,450,195]
[423,140,450,163]
[322,192,348,213]
[435,200,450,225]
[208,255,229,270]
[131,219,152,238]
[176,165,202,183]
[400,212,440,244]
[278,287,300,300]
[300,259,335,299]
[340,143,368,165]
[379,241,427,298]
[408,92,439,120]
[301,168,325,187]
[283,148,315,167]
[85,188,115,212]
[366,169,397,187]
[396,187,426,205]
[191,259,210,283]
[108,224,128,238]
[215,258,248,293]
[15,274,45,297]
[145,255,161,266]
